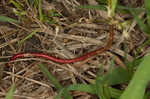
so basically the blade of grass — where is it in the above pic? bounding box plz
[28,0,38,7]
[95,78,111,99]
[107,0,117,18]
[110,0,118,17]
[38,0,44,21]
[9,0,23,10]
[0,16,18,23]
[5,84,15,99]
[57,61,123,99]
[56,83,122,99]
[67,84,96,94]
[76,4,143,17]
[108,58,114,74]
[55,88,68,99]
[94,59,114,99]
[18,28,39,45]
[38,64,62,90]
[96,62,105,76]
[120,53,150,99]
[76,5,107,10]
[117,5,143,11]
[144,0,150,27]
[53,58,128,98]
[129,9,150,35]
[95,82,106,99]
[76,4,143,11]
[55,84,96,99]
[38,64,72,99]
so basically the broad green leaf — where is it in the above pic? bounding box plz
[101,67,131,85]
[95,58,131,86]
[120,53,150,99]
[5,84,15,99]
[0,16,18,23]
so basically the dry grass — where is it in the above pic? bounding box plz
[0,0,147,99]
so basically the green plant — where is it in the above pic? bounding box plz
[5,84,15,99]
[38,64,73,99]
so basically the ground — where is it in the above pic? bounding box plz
[0,0,148,99]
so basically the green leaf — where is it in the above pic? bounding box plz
[56,84,122,99]
[94,59,115,99]
[96,62,105,76]
[120,53,150,99]
[0,16,18,23]
[5,84,15,99]
[95,78,111,99]
[109,87,122,98]
[101,67,131,85]
[55,88,68,99]
[144,0,150,27]
[68,84,96,93]
[38,64,72,99]
[55,84,95,99]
